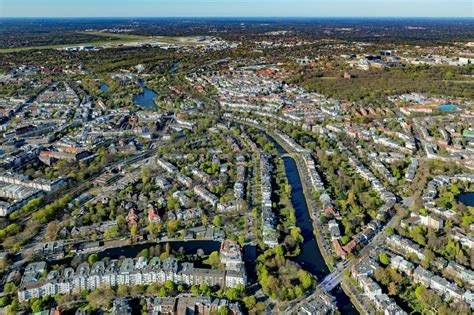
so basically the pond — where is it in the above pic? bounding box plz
[99,83,109,92]
[456,191,474,207]
[170,62,179,73]
[438,104,458,111]
[133,79,158,109]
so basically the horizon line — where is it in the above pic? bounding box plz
[1,16,474,19]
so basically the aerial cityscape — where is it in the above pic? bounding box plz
[0,1,473,314]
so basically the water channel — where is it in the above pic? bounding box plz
[456,191,474,207]
[271,135,358,314]
[91,240,257,284]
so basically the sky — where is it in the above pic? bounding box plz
[1,0,473,18]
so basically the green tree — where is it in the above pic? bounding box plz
[3,282,17,293]
[384,226,394,236]
[30,298,43,313]
[203,251,221,269]
[379,252,390,265]
[298,270,313,290]
[225,288,239,301]
[213,215,221,226]
[243,295,256,309]
[218,306,229,315]
[87,253,99,265]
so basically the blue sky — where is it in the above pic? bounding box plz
[1,0,473,18]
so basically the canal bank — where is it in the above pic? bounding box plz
[226,118,359,313]
[280,146,358,315]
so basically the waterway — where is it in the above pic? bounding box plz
[93,240,257,284]
[270,136,358,314]
[133,79,158,109]
[456,191,474,206]
[97,240,220,260]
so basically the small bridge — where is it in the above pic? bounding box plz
[319,271,343,292]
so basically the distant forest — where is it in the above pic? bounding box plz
[1,17,474,48]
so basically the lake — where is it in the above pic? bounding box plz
[133,79,158,109]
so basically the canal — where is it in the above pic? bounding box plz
[271,135,358,314]
[456,191,474,207]
[92,240,257,284]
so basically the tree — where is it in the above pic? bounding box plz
[30,298,43,313]
[141,167,151,184]
[218,306,229,315]
[104,225,119,240]
[204,251,221,269]
[117,215,127,226]
[422,249,435,268]
[414,285,425,299]
[6,299,19,315]
[213,215,221,226]
[86,288,114,309]
[384,226,394,236]
[3,282,16,293]
[166,220,180,236]
[116,284,128,296]
[164,280,175,293]
[130,225,138,237]
[147,222,162,235]
[388,282,398,295]
[243,295,256,309]
[374,267,390,286]
[294,285,304,297]
[139,248,149,258]
[274,245,284,256]
[199,283,210,295]
[298,270,313,290]
[341,235,350,245]
[379,252,390,265]
[87,254,99,265]
[238,235,245,246]
[225,288,238,301]
[45,220,60,241]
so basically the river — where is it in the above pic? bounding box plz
[133,79,158,109]
[270,135,358,314]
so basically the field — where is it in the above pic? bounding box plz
[0,31,207,53]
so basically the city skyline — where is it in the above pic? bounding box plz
[1,0,473,18]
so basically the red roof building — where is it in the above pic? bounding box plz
[333,240,346,258]
[343,239,358,253]
[127,208,138,225]
[148,207,161,223]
